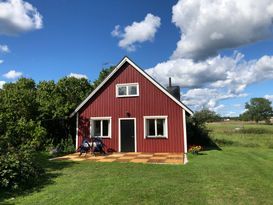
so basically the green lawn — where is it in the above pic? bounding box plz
[208,122,273,148]
[1,122,273,205]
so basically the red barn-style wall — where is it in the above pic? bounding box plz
[72,57,193,153]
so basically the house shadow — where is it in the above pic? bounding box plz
[187,120,222,151]
[196,152,208,155]
[0,153,77,204]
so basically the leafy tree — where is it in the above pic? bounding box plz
[0,66,115,190]
[242,98,273,123]
[36,67,113,146]
[92,66,115,88]
[0,78,45,151]
[1,78,38,121]
[239,111,251,122]
[193,109,221,124]
[55,77,92,117]
[36,77,92,145]
[0,78,46,190]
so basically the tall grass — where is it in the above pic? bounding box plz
[208,122,273,149]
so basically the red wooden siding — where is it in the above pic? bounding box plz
[78,62,185,153]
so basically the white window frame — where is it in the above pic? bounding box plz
[90,117,112,138]
[116,83,139,97]
[143,116,168,139]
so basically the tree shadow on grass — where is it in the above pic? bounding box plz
[0,153,77,204]
[187,119,222,151]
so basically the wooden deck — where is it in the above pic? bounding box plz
[51,152,185,165]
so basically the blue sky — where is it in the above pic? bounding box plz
[0,0,273,116]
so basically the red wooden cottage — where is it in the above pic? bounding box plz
[70,57,193,160]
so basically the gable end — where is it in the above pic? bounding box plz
[70,57,193,117]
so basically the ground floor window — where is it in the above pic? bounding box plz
[144,116,168,138]
[90,117,111,138]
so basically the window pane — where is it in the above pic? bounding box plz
[157,119,165,136]
[102,120,109,136]
[128,85,137,95]
[93,120,101,136]
[147,119,155,136]
[118,86,126,96]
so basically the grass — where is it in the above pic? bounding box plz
[208,122,273,148]
[1,121,273,205]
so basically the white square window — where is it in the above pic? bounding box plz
[116,83,139,97]
[144,116,168,138]
[90,117,111,138]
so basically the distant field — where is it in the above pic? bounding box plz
[1,121,273,205]
[208,121,273,149]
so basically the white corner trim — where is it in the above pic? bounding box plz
[76,113,79,150]
[143,116,168,139]
[183,153,188,165]
[69,57,193,118]
[90,117,112,138]
[183,109,187,154]
[118,118,137,152]
[183,109,188,164]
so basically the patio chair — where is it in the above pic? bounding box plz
[90,137,106,156]
[78,138,91,156]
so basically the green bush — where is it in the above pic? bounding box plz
[57,137,75,154]
[186,116,220,149]
[0,150,44,190]
[44,137,75,157]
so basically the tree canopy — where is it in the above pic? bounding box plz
[240,98,273,123]
[0,66,113,190]
[193,109,221,124]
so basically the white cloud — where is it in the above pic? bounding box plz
[68,73,88,79]
[147,51,273,112]
[180,87,247,111]
[264,94,273,102]
[112,13,161,51]
[3,70,22,79]
[215,104,246,117]
[111,25,120,37]
[0,0,43,36]
[171,0,273,60]
[0,80,5,89]
[222,111,237,117]
[146,0,273,114]
[147,54,238,88]
[0,60,3,64]
[0,44,10,53]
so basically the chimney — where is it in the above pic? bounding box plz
[167,77,181,101]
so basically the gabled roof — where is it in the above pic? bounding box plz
[70,57,193,117]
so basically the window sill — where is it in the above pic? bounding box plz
[92,136,111,139]
[116,95,139,98]
[145,136,168,139]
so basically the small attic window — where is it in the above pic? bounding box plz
[116,83,139,97]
